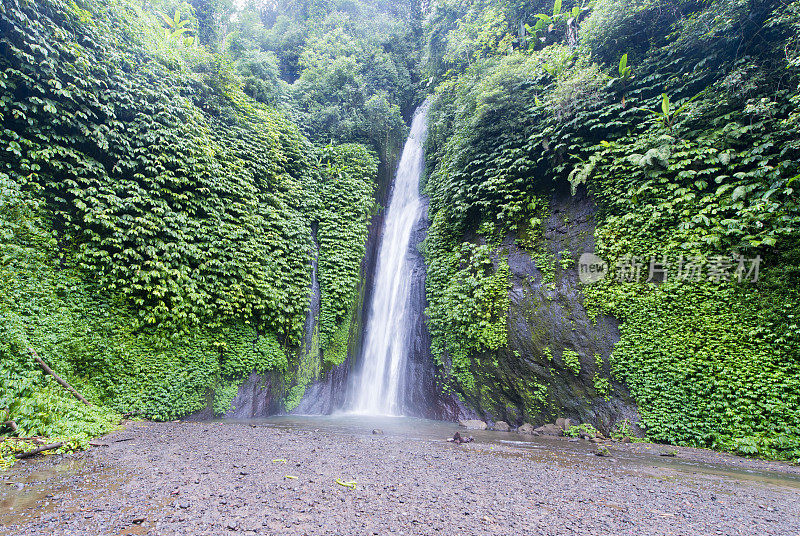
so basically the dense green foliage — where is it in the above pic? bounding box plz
[317,144,378,359]
[0,0,398,457]
[423,0,800,459]
[424,232,511,393]
[1,0,319,338]
[2,0,799,466]
[224,0,422,162]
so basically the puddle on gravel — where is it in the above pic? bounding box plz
[223,414,800,491]
[0,458,132,533]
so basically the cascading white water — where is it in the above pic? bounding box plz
[349,102,430,416]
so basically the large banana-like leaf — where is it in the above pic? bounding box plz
[156,10,173,28]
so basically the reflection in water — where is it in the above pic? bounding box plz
[0,459,130,531]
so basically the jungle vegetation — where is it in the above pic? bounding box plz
[1,0,799,465]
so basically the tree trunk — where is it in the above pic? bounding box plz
[15,442,64,459]
[29,348,91,406]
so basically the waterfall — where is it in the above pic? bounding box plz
[348,101,430,416]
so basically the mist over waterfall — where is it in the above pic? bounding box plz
[348,102,430,415]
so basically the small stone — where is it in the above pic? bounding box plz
[555,417,573,430]
[132,517,146,525]
[490,421,510,432]
[227,521,238,530]
[594,445,612,457]
[534,423,563,436]
[178,500,191,509]
[372,429,384,435]
[458,419,487,430]
[517,423,536,435]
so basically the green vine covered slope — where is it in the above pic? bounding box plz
[423,0,800,460]
[2,0,800,466]
[0,0,399,460]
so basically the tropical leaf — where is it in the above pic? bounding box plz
[156,10,173,28]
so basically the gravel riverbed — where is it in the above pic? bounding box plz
[1,420,798,535]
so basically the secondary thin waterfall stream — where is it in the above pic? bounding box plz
[348,102,430,415]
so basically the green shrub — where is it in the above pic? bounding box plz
[565,423,598,438]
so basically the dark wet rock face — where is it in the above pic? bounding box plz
[456,189,641,436]
[289,358,351,415]
[185,372,282,421]
[226,373,281,419]
[400,201,473,420]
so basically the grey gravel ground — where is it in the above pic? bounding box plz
[1,420,799,536]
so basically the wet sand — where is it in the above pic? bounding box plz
[1,419,798,535]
